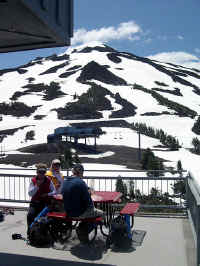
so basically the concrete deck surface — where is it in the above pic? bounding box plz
[0,210,196,266]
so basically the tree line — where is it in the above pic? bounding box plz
[131,122,181,150]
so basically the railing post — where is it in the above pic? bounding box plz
[185,174,189,209]
[196,205,200,266]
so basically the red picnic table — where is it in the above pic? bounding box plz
[52,191,122,227]
[52,191,121,203]
[91,191,122,203]
[91,191,122,226]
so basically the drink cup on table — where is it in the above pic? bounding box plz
[89,179,95,195]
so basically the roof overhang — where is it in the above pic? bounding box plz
[0,0,73,53]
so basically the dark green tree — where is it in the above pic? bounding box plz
[73,152,81,163]
[115,177,127,201]
[141,148,155,170]
[192,116,200,135]
[25,130,35,141]
[172,181,186,198]
[59,148,73,172]
[191,137,200,154]
[171,160,186,198]
[128,180,135,200]
[142,148,164,176]
[134,189,142,201]
[177,160,183,177]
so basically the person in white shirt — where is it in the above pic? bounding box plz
[27,163,56,229]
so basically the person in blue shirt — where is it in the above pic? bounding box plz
[61,164,103,218]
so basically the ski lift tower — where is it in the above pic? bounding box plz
[0,0,73,53]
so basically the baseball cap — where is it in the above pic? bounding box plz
[52,159,61,165]
[73,163,84,173]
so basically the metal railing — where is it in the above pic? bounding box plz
[186,171,200,266]
[0,169,186,209]
[2,168,200,264]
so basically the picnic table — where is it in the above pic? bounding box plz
[31,192,139,244]
[91,191,122,226]
[51,191,122,227]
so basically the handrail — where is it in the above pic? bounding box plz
[0,171,186,207]
[186,171,200,266]
[187,174,200,206]
[0,167,187,173]
[0,173,185,180]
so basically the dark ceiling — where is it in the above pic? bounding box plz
[0,0,73,53]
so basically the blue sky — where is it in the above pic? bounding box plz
[0,0,199,70]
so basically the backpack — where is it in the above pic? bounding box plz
[28,217,52,247]
[107,215,132,249]
[0,211,4,222]
[76,222,90,243]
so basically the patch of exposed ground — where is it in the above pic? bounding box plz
[0,142,167,169]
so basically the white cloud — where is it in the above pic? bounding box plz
[148,51,200,70]
[71,21,142,45]
[144,38,152,44]
[157,35,168,41]
[177,35,184,40]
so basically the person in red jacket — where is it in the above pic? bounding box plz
[27,163,56,228]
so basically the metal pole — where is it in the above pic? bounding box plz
[138,131,141,161]
[196,205,200,266]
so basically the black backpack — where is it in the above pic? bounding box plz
[108,215,132,249]
[0,211,4,222]
[76,222,90,243]
[28,217,53,247]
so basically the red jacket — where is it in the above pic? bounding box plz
[31,176,51,203]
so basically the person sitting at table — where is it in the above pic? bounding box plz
[61,163,104,218]
[46,158,64,194]
[27,163,56,230]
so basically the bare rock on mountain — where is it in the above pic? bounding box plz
[77,61,127,85]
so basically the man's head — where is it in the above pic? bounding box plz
[72,163,84,177]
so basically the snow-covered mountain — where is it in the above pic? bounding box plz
[0,41,200,172]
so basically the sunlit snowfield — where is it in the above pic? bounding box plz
[0,126,188,207]
[0,42,200,206]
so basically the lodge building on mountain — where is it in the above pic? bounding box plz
[47,126,104,149]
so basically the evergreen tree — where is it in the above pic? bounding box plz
[159,160,165,175]
[150,187,160,197]
[58,154,65,169]
[172,180,186,198]
[141,148,155,170]
[135,189,142,200]
[128,180,135,200]
[192,137,200,154]
[192,116,200,135]
[142,148,164,176]
[61,148,74,169]
[115,177,124,192]
[73,152,81,163]
[177,160,183,176]
[147,156,161,177]
[115,177,127,201]
[171,160,186,198]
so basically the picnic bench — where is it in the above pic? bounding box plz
[120,202,140,239]
[47,201,140,243]
[47,211,106,243]
[45,192,123,244]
